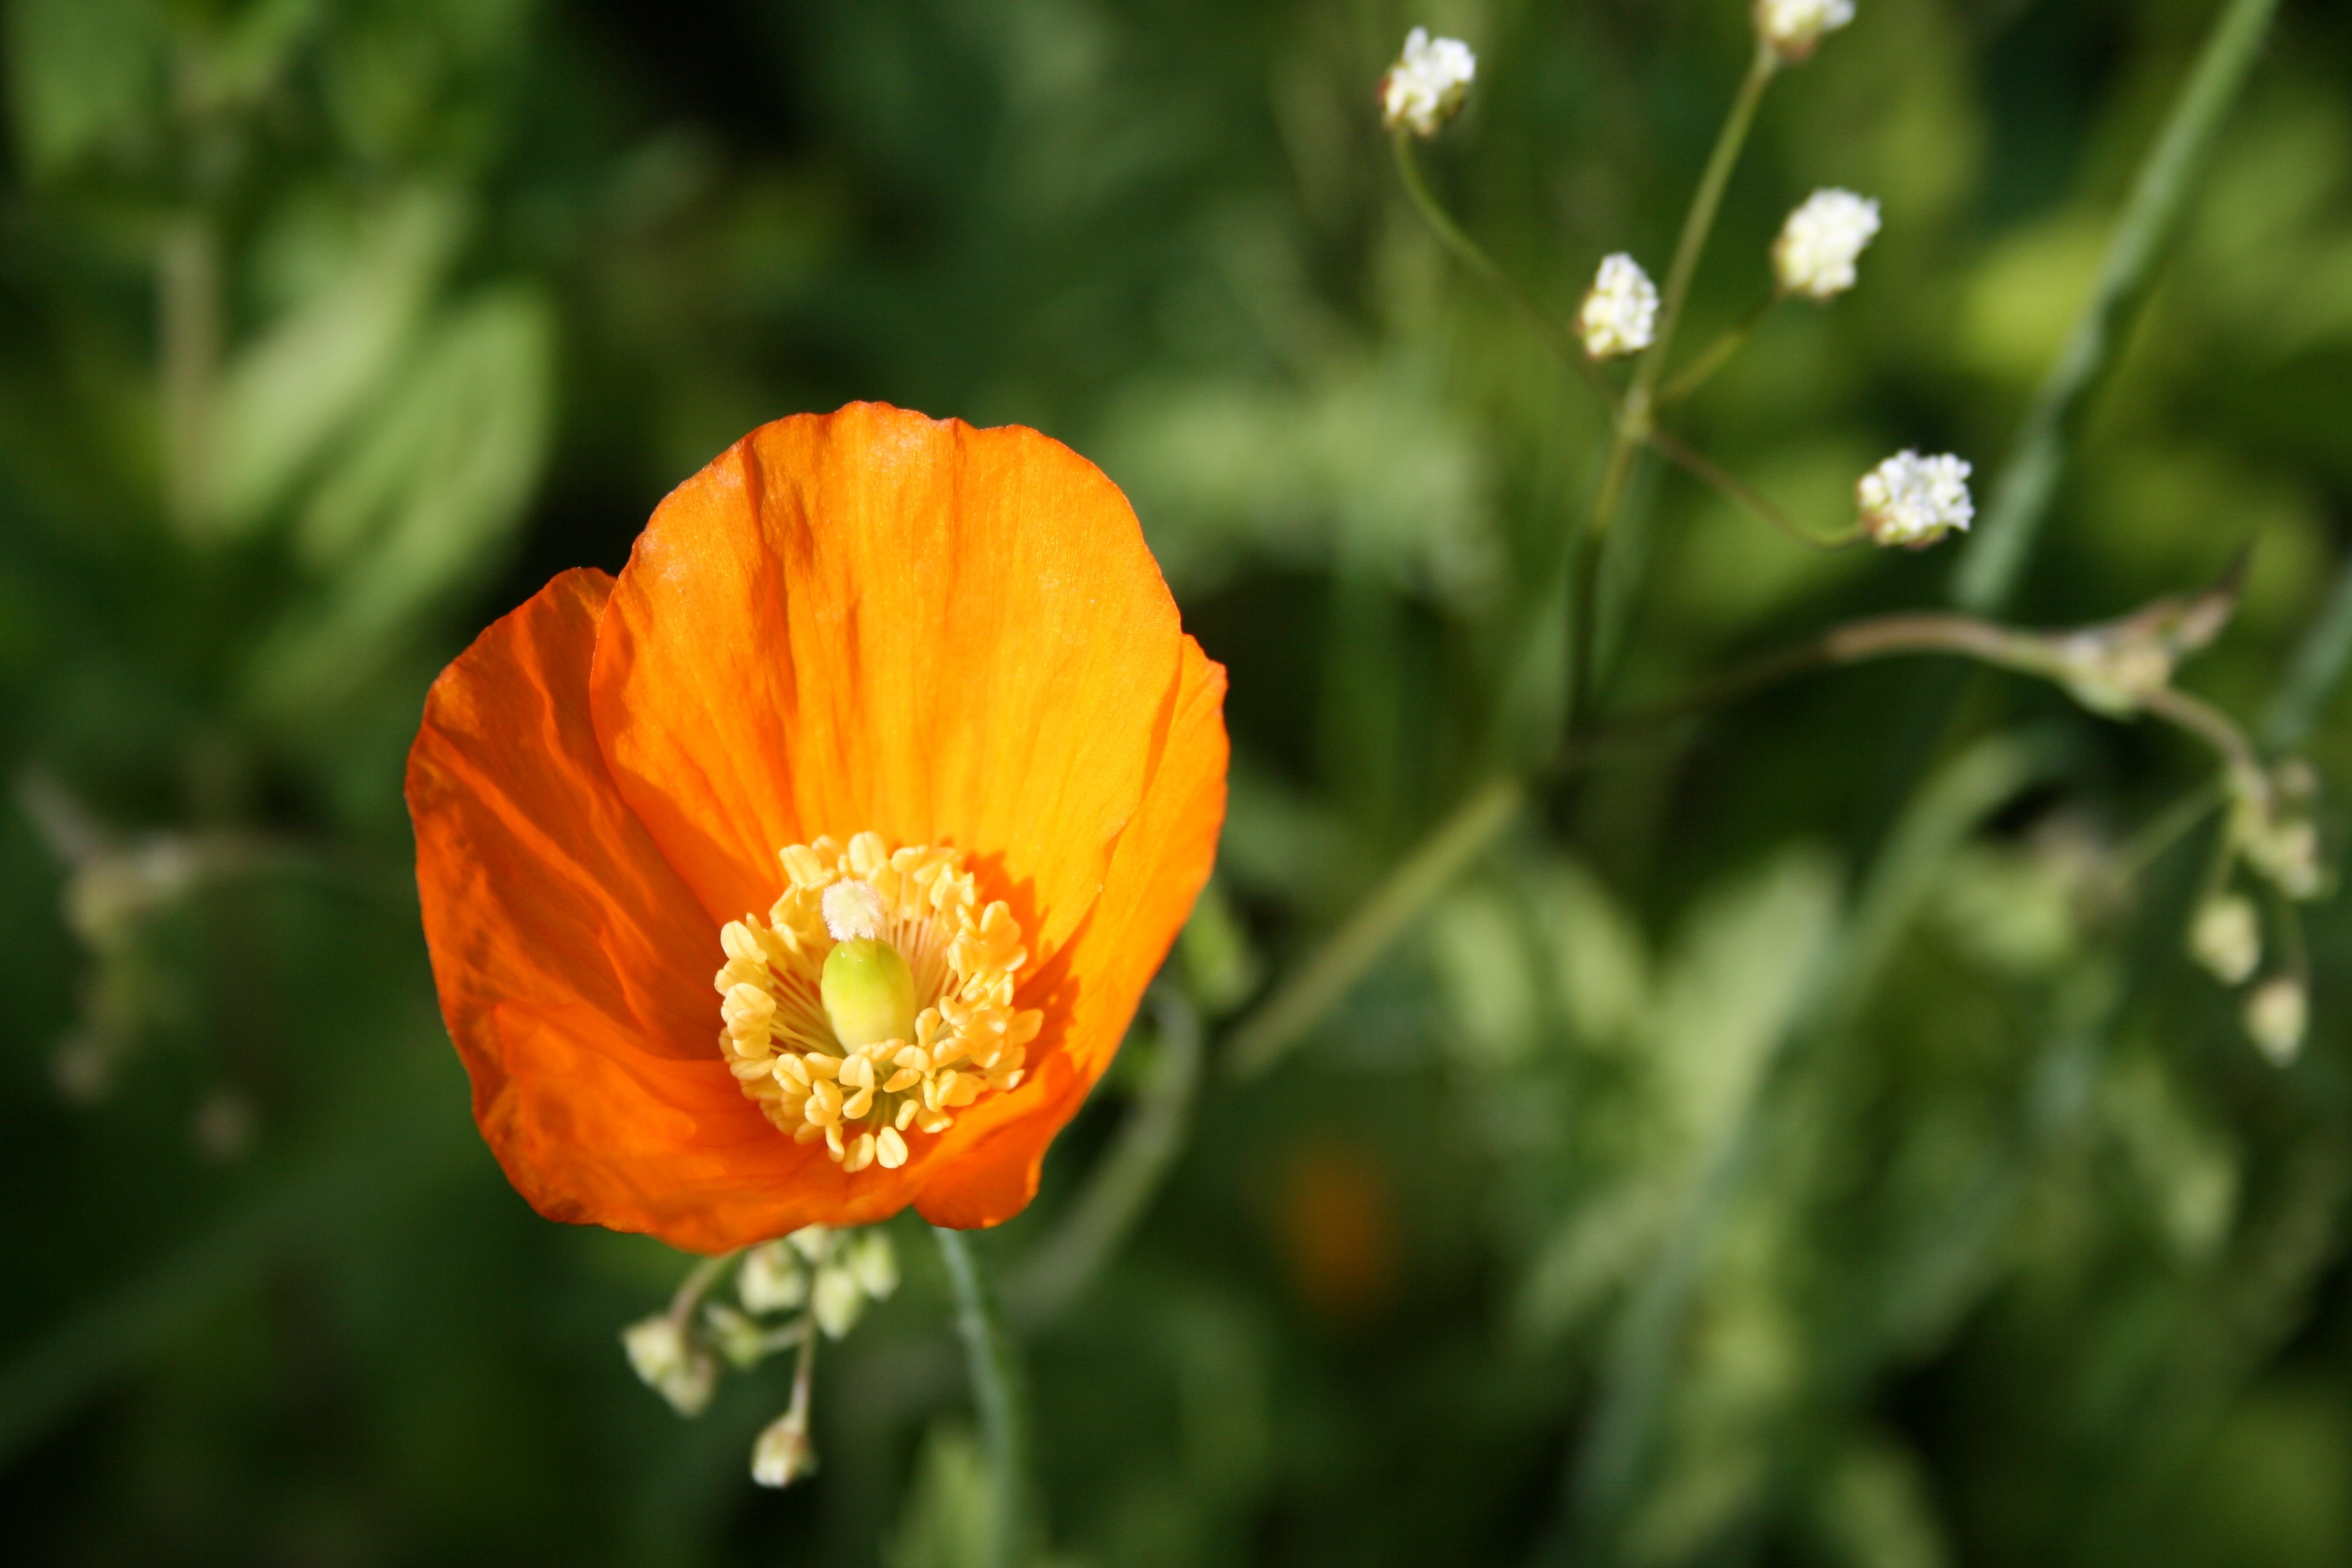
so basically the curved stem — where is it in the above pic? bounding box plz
[1641,47,1779,394]
[1393,135,1611,400]
[1645,424,1860,548]
[2109,779,2227,887]
[668,1250,740,1331]
[935,1227,1030,1568]
[1224,774,1523,1080]
[1953,0,2282,613]
[1656,291,1782,408]
[1570,45,1779,724]
[2263,551,2352,752]
[1009,991,1203,1323]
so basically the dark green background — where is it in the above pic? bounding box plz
[5,1,2352,1563]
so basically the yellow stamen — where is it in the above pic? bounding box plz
[711,834,1044,1172]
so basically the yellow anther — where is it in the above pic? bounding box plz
[718,835,1047,1172]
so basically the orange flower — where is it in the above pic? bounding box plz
[407,404,1227,1252]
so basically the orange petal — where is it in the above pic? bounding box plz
[588,403,1184,967]
[410,569,843,1249]
[915,634,1229,1228]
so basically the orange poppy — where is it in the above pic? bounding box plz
[407,403,1228,1253]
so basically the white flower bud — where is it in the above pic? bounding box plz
[2188,895,2260,986]
[1772,188,1880,301]
[787,1223,835,1264]
[622,1314,717,1416]
[704,1302,774,1370]
[738,1240,811,1315]
[1756,0,1855,60]
[2244,813,2323,900]
[2244,976,2307,1067]
[844,1232,900,1301]
[1380,28,1476,138]
[751,1409,817,1488]
[1578,253,1658,360]
[811,1264,867,1339]
[1857,450,1973,547]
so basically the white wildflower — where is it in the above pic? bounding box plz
[1857,450,1973,547]
[1773,188,1881,301]
[2188,895,2260,986]
[2244,976,2307,1067]
[1380,28,1476,137]
[1578,253,1658,360]
[1756,0,1855,60]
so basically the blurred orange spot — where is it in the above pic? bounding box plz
[1279,1142,1397,1322]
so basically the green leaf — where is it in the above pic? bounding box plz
[201,186,465,541]
[246,282,554,717]
[4,0,164,177]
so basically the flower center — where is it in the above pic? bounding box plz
[713,832,1042,1174]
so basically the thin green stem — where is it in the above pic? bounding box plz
[2109,779,2226,887]
[158,214,221,544]
[667,1250,740,1331]
[1953,0,2282,614]
[1572,44,1779,722]
[1656,291,1781,408]
[1009,991,1203,1323]
[1645,423,1860,548]
[1639,47,1780,394]
[1257,53,1784,1074]
[935,1227,1030,1568]
[2262,552,2352,752]
[1392,134,1611,399]
[1224,774,1523,1080]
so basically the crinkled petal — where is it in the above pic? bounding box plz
[410,569,829,1249]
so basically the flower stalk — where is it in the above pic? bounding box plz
[1572,44,1780,719]
[1391,135,1612,400]
[936,1226,1031,1568]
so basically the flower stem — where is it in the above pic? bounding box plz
[1644,423,1860,548]
[1008,991,1202,1322]
[1641,45,1780,397]
[1224,774,1523,1080]
[1392,135,1612,399]
[1570,44,1779,722]
[1655,292,1780,408]
[935,1226,1030,1568]
[1952,0,2282,615]
[668,1250,739,1330]
[1226,51,1784,1088]
[2262,551,2352,753]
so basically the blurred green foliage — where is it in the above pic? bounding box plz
[4,1,2352,1565]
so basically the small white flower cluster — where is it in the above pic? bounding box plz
[1381,28,1477,138]
[1856,449,1972,547]
[737,1224,901,1340]
[619,1224,900,1434]
[1756,0,1855,60]
[2194,760,2329,1067]
[1578,253,1659,360]
[1773,188,1881,301]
